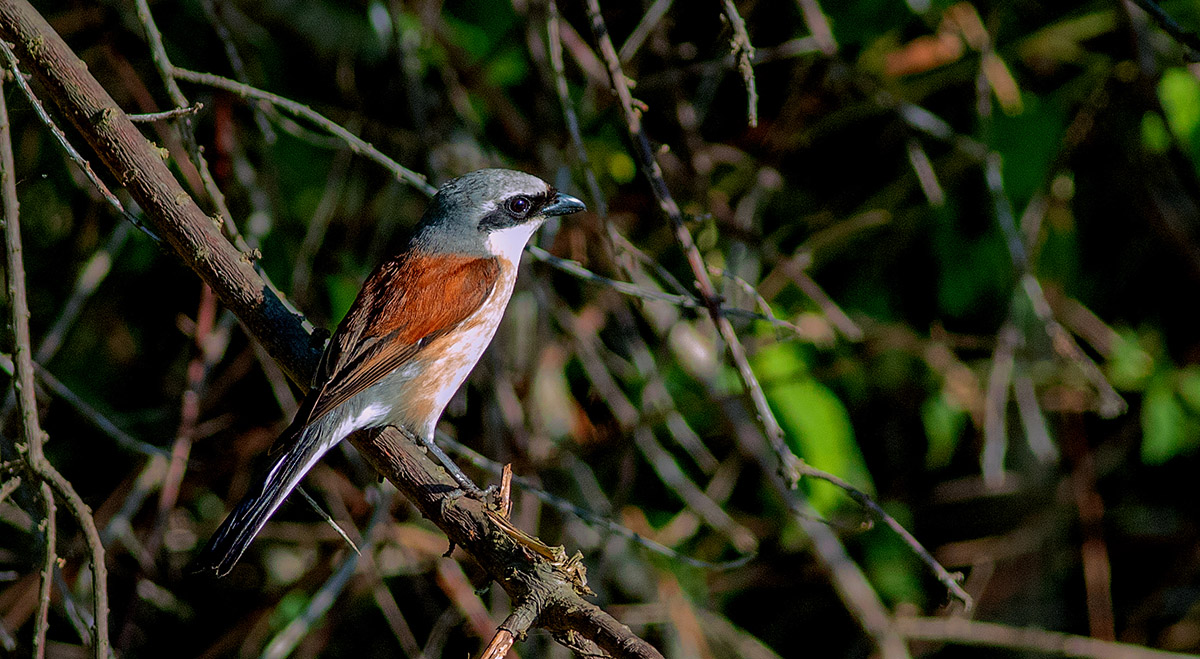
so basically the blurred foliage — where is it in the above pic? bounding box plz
[4,0,1200,657]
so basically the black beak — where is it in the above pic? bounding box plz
[542,192,586,217]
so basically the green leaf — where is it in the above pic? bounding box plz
[922,391,966,470]
[270,591,309,630]
[1158,67,1200,143]
[1141,378,1199,464]
[753,344,874,514]
[1177,365,1200,414]
[1107,330,1155,391]
[1142,112,1172,154]
[485,47,529,88]
[325,274,363,326]
[861,503,924,606]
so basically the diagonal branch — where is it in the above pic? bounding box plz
[0,0,321,385]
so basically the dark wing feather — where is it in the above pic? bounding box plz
[272,253,501,453]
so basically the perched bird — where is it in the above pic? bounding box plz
[195,169,585,576]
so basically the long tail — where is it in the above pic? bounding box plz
[193,424,334,577]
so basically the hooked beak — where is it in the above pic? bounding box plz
[542,192,586,217]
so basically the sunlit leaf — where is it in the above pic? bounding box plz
[922,391,966,470]
[753,344,874,514]
[1107,330,1156,391]
[1141,378,1199,464]
[1158,67,1200,143]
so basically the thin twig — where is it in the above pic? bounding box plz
[565,307,759,553]
[131,0,243,246]
[795,462,973,610]
[618,0,674,62]
[295,485,360,556]
[147,284,226,558]
[895,615,1196,659]
[127,102,204,122]
[439,434,752,571]
[3,66,52,659]
[548,0,607,217]
[720,0,758,127]
[528,245,798,331]
[2,75,109,658]
[793,0,837,55]
[584,0,798,489]
[0,42,139,227]
[172,67,436,196]
[259,491,390,659]
[982,323,1019,487]
[197,0,275,140]
[1127,0,1200,62]
[33,482,55,659]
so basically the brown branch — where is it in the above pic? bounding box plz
[0,0,322,385]
[127,102,203,122]
[33,482,55,659]
[719,0,758,127]
[2,68,109,659]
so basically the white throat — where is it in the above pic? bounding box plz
[485,220,543,264]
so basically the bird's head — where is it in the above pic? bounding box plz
[413,168,586,263]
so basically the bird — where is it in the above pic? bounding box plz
[195,168,585,577]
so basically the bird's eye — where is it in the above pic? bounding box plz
[506,196,532,217]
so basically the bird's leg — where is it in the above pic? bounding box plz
[401,427,489,500]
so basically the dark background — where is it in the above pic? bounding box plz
[3,0,1200,656]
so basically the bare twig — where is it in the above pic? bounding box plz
[982,323,1019,487]
[260,491,389,659]
[720,0,758,127]
[127,102,204,122]
[584,0,798,493]
[196,0,275,140]
[565,308,758,553]
[895,615,1196,659]
[440,433,751,571]
[548,0,607,217]
[2,72,109,658]
[528,245,798,330]
[618,0,674,62]
[33,481,55,659]
[793,0,837,55]
[131,0,244,250]
[0,42,138,227]
[795,462,973,609]
[148,284,227,558]
[1127,0,1200,62]
[171,67,436,196]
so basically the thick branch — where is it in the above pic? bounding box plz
[0,0,320,384]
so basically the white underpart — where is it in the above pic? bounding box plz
[332,401,390,442]
[486,219,544,264]
[264,401,391,491]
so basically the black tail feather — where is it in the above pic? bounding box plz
[193,428,327,577]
